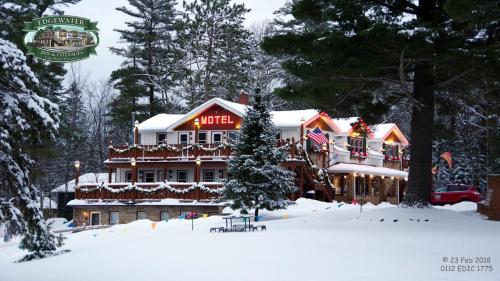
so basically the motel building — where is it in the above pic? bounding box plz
[69,92,409,226]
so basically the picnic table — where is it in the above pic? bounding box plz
[222,215,253,231]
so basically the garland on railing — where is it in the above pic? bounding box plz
[76,181,224,195]
[109,143,232,155]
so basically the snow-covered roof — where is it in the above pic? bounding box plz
[138,114,184,131]
[327,163,408,178]
[67,199,225,206]
[371,123,409,145]
[51,173,112,193]
[271,109,318,127]
[166,98,249,131]
[332,117,359,133]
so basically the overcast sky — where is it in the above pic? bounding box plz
[62,0,288,84]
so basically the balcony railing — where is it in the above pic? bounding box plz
[75,182,224,200]
[108,139,301,160]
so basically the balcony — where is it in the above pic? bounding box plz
[108,143,233,160]
[75,182,224,201]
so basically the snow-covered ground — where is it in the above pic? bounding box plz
[1,199,499,281]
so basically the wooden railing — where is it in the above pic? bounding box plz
[108,138,300,160]
[75,182,224,201]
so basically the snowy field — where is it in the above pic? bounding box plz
[1,199,499,281]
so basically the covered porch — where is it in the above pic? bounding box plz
[327,163,408,204]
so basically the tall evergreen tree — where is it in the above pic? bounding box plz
[111,0,183,117]
[262,0,499,206]
[180,0,253,106]
[0,38,62,261]
[222,90,298,218]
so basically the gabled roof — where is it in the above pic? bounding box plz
[371,123,409,145]
[138,114,184,131]
[166,98,249,131]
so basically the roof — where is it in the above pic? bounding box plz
[51,173,112,193]
[371,123,409,145]
[138,114,184,131]
[327,163,408,178]
[271,109,318,127]
[332,117,359,133]
[166,98,249,132]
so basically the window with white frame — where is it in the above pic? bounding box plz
[156,133,166,144]
[384,144,399,157]
[139,171,155,182]
[203,170,215,182]
[179,133,188,144]
[198,131,207,144]
[212,132,222,144]
[177,170,188,182]
[125,171,132,182]
[348,137,365,153]
[109,212,119,225]
[137,211,146,220]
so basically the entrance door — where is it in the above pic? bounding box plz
[90,212,100,226]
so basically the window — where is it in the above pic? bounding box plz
[109,212,119,225]
[203,170,215,182]
[125,171,132,182]
[177,170,188,182]
[137,211,146,220]
[179,133,188,144]
[160,211,169,222]
[384,144,399,157]
[212,132,222,144]
[348,137,365,153]
[141,171,155,182]
[157,133,166,144]
[219,169,225,180]
[275,131,281,141]
[198,131,207,144]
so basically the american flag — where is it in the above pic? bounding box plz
[307,128,329,144]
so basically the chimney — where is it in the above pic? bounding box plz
[239,90,249,105]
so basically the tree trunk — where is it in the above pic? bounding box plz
[403,62,434,206]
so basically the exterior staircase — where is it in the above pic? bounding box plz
[297,143,335,202]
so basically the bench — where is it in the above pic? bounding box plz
[210,227,224,233]
[477,175,500,221]
[252,225,267,231]
[223,226,245,232]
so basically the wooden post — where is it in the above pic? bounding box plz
[300,123,304,147]
[108,167,112,183]
[134,127,139,145]
[74,161,80,186]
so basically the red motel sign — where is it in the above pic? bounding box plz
[200,115,234,125]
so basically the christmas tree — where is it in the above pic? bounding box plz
[222,90,298,218]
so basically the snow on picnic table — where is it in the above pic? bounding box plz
[1,199,499,281]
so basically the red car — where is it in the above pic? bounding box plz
[431,184,482,205]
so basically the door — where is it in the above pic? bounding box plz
[90,212,100,226]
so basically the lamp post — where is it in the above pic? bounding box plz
[194,118,200,144]
[74,160,80,186]
[195,157,201,183]
[131,157,137,184]
[321,143,328,168]
[300,116,305,147]
[134,120,139,145]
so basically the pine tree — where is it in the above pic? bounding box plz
[222,90,298,218]
[111,0,184,117]
[0,38,62,261]
[180,0,253,106]
[262,0,499,206]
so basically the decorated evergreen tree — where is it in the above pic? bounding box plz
[222,90,297,218]
[0,39,62,261]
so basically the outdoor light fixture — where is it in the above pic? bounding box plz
[195,157,201,166]
[134,120,139,128]
[194,118,200,128]
[321,143,327,152]
[300,116,305,124]
[391,176,395,180]
[405,177,408,181]
[131,157,137,167]
[74,160,80,169]
[361,174,365,177]
[381,175,385,179]
[353,173,357,177]
[369,174,373,178]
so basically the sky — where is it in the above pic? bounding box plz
[62,0,288,84]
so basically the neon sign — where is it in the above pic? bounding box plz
[200,115,234,125]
